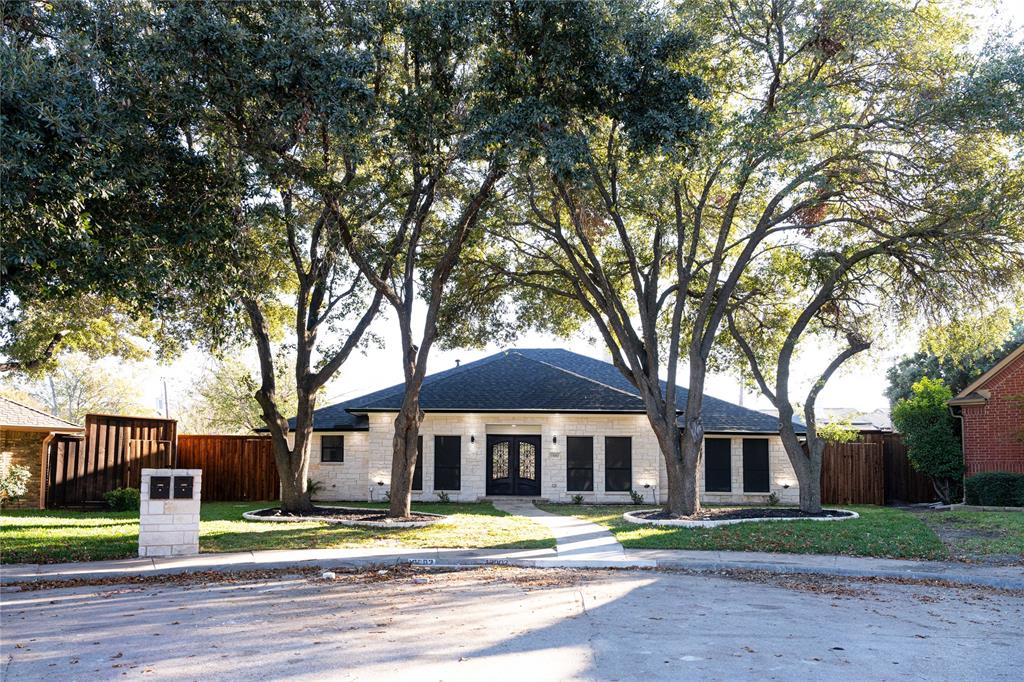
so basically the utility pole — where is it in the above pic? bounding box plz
[161,377,170,418]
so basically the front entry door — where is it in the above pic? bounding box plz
[486,435,541,496]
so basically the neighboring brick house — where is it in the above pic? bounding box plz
[0,397,84,509]
[267,348,801,505]
[949,342,1024,475]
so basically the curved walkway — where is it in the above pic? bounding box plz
[489,499,630,563]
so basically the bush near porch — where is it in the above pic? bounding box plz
[0,502,555,565]
[539,504,950,560]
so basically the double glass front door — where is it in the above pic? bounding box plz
[486,435,541,496]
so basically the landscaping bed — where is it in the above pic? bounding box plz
[243,506,445,527]
[623,506,857,528]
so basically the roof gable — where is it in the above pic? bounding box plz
[953,341,1024,401]
[0,397,83,431]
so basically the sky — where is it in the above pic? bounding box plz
[126,0,1024,420]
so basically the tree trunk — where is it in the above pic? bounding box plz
[271,433,314,514]
[796,440,824,513]
[649,412,699,517]
[388,397,422,518]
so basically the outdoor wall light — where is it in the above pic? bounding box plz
[552,435,558,445]
[377,480,385,487]
[470,435,475,444]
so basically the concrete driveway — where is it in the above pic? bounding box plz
[2,567,1022,681]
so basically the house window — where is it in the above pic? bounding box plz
[321,435,344,463]
[566,437,594,492]
[604,436,632,492]
[412,436,423,491]
[704,438,732,492]
[742,438,770,493]
[433,435,461,491]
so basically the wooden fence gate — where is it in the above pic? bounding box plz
[176,435,279,501]
[820,442,885,506]
[46,414,177,507]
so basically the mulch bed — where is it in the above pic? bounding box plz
[636,507,855,522]
[249,507,439,523]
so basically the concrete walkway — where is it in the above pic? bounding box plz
[490,499,630,563]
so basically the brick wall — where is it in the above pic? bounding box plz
[0,429,47,509]
[962,352,1024,475]
[304,412,798,504]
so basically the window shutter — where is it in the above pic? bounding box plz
[742,438,770,493]
[566,436,594,492]
[433,435,461,491]
[604,436,632,492]
[704,439,732,492]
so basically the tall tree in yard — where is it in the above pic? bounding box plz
[490,0,1023,516]
[718,0,1024,512]
[331,1,690,517]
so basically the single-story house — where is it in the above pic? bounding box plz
[0,397,84,509]
[294,348,800,504]
[949,341,1024,476]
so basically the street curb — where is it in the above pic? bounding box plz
[4,552,1019,589]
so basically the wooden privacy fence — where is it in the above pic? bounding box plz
[861,432,935,504]
[46,414,177,507]
[177,435,279,502]
[820,442,885,506]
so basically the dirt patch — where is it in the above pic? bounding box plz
[636,507,854,522]
[249,506,441,523]
[909,509,1024,566]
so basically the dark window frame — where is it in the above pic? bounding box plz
[704,438,732,492]
[566,436,594,492]
[321,435,344,463]
[433,435,461,491]
[604,436,632,492]
[742,438,771,493]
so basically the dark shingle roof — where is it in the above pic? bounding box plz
[292,348,787,433]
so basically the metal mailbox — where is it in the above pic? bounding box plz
[173,476,194,499]
[151,476,171,500]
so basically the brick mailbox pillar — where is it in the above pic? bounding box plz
[139,468,202,557]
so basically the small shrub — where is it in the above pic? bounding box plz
[307,478,325,498]
[436,491,451,503]
[629,489,645,505]
[571,494,584,505]
[0,464,31,506]
[766,491,780,506]
[104,487,141,511]
[964,472,1024,507]
[384,488,391,502]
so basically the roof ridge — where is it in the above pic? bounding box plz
[0,395,81,428]
[344,349,520,410]
[508,350,646,402]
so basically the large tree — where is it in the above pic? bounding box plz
[492,0,1024,516]
[1,0,243,371]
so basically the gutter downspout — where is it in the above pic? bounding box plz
[948,405,967,504]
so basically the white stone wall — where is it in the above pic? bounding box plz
[139,468,201,557]
[305,412,799,504]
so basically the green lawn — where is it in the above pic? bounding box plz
[538,504,949,560]
[1,501,555,564]
[923,510,1024,560]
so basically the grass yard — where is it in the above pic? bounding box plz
[919,510,1024,562]
[1,501,555,565]
[538,504,949,560]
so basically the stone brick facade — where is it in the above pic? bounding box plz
[0,429,48,509]
[139,468,202,557]
[959,351,1024,476]
[305,412,799,504]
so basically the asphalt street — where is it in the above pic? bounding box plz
[2,566,1022,681]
